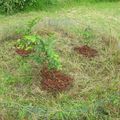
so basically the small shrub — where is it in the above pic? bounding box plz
[32,35,62,70]
[16,35,39,51]
[15,17,40,51]
[15,17,61,70]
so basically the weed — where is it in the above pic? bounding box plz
[78,27,94,45]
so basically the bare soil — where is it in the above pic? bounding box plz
[41,68,73,92]
[74,45,98,58]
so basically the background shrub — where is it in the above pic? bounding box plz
[0,0,36,14]
[0,0,119,14]
[30,0,58,10]
[0,0,58,14]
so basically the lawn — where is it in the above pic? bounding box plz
[0,2,120,120]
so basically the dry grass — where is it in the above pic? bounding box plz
[0,2,120,120]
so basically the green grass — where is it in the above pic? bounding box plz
[0,2,120,120]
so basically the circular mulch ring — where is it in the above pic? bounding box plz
[41,68,73,92]
[74,45,98,58]
[16,49,32,57]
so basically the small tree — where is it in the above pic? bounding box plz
[32,35,62,70]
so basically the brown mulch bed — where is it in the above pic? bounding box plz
[41,68,73,92]
[16,49,32,57]
[74,45,98,58]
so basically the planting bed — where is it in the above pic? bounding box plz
[41,68,73,92]
[74,45,98,58]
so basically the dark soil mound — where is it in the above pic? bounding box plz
[16,49,32,57]
[74,45,98,58]
[41,68,73,92]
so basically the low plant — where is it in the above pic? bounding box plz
[15,17,62,70]
[16,35,39,51]
[32,35,62,70]
[15,18,40,51]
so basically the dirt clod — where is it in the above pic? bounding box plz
[41,68,73,92]
[74,45,98,58]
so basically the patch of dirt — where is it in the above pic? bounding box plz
[74,45,98,58]
[15,49,32,57]
[41,68,73,92]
